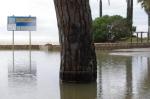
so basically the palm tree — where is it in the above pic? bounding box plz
[99,0,102,17]
[138,0,150,39]
[99,0,110,17]
[126,0,133,25]
[126,0,133,43]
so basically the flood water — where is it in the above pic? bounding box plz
[0,49,150,99]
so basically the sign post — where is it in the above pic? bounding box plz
[12,30,14,72]
[29,31,31,73]
[7,16,36,73]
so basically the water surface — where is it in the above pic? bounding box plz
[0,49,150,99]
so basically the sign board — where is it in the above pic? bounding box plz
[7,16,36,31]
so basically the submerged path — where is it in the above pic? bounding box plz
[0,43,150,50]
[95,43,150,50]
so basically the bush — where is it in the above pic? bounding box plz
[92,15,134,43]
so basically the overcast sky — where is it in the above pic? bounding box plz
[0,0,148,44]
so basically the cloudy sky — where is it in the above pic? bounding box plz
[0,0,148,44]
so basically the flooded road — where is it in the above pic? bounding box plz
[0,49,150,99]
[97,49,150,99]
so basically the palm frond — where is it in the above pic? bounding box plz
[138,0,150,12]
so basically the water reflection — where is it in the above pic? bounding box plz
[125,57,133,99]
[60,83,97,99]
[97,55,103,99]
[137,57,150,99]
[8,50,37,99]
[96,50,150,99]
[97,51,127,99]
[147,58,150,84]
[0,49,150,99]
[0,51,61,99]
[9,50,36,75]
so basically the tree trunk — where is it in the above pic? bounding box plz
[127,0,133,24]
[99,0,102,17]
[54,0,97,83]
[148,13,150,39]
[127,0,133,43]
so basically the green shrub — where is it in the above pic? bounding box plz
[92,15,134,42]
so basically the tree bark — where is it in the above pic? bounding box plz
[54,0,97,83]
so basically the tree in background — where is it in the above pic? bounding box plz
[138,0,150,38]
[54,0,97,82]
[92,15,134,42]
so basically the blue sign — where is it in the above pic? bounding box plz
[7,16,36,31]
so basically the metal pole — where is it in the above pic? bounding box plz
[12,30,15,72]
[29,31,31,73]
[131,31,133,44]
[148,32,149,43]
[137,33,138,43]
[29,31,31,50]
[141,32,142,43]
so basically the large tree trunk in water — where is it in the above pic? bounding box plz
[99,0,102,17]
[54,0,97,82]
